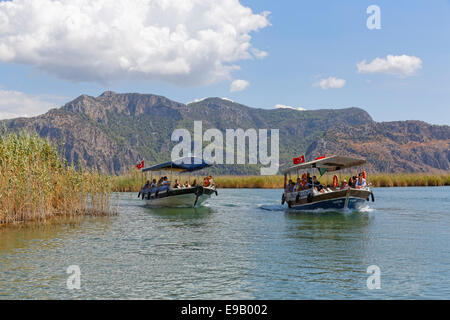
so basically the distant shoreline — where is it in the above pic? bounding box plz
[112,173,450,192]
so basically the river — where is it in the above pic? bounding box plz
[0,187,449,299]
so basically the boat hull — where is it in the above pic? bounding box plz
[139,186,217,208]
[285,188,372,212]
[145,192,211,207]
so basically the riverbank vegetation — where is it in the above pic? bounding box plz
[0,132,115,226]
[112,170,450,192]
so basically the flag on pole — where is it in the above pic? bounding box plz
[315,155,326,160]
[136,160,144,170]
[293,155,305,164]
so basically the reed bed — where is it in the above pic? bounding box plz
[0,132,115,226]
[112,171,450,191]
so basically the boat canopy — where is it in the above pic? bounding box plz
[282,155,366,175]
[142,156,211,173]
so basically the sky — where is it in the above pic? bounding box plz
[0,0,449,124]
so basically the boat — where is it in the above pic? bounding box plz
[281,155,375,211]
[137,157,218,208]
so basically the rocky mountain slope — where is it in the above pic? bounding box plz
[1,91,449,174]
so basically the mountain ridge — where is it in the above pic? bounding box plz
[1,91,448,175]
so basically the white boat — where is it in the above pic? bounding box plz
[138,156,218,208]
[281,155,375,211]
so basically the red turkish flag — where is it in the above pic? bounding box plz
[136,160,144,170]
[293,155,305,164]
[315,155,326,160]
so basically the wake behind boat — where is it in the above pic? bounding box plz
[281,155,375,211]
[138,157,218,208]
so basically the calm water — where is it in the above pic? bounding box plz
[0,187,449,299]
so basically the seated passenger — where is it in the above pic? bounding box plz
[184,181,191,188]
[348,176,357,188]
[208,176,215,187]
[306,173,313,188]
[312,176,325,192]
[301,174,308,188]
[287,179,294,192]
[294,178,302,191]
[161,176,169,185]
[203,177,210,187]
[191,179,198,187]
[356,173,367,189]
[142,180,150,190]
[151,179,157,188]
[340,179,348,189]
[173,179,182,189]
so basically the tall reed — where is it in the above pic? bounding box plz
[0,132,115,225]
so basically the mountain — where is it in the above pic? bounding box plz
[1,91,449,175]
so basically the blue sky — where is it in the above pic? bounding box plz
[0,0,449,124]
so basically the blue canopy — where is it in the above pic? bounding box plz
[142,157,212,173]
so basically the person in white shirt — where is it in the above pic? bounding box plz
[356,173,367,188]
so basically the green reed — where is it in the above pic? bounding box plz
[0,132,115,225]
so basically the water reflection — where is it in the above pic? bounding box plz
[0,219,85,254]
[277,210,373,296]
[141,206,215,229]
[0,216,112,258]
[144,205,214,218]
[285,210,371,235]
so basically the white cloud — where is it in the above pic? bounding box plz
[0,0,270,86]
[357,54,422,76]
[0,89,63,120]
[314,77,346,90]
[274,104,306,111]
[230,79,250,92]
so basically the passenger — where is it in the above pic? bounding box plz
[150,179,157,188]
[191,179,198,187]
[208,176,215,187]
[184,181,191,188]
[348,176,357,188]
[340,179,348,189]
[173,179,182,189]
[356,173,367,189]
[161,176,169,185]
[287,179,294,192]
[305,173,312,188]
[143,180,150,189]
[203,177,210,187]
[157,177,164,186]
[294,178,302,191]
[301,174,308,188]
[312,176,324,192]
